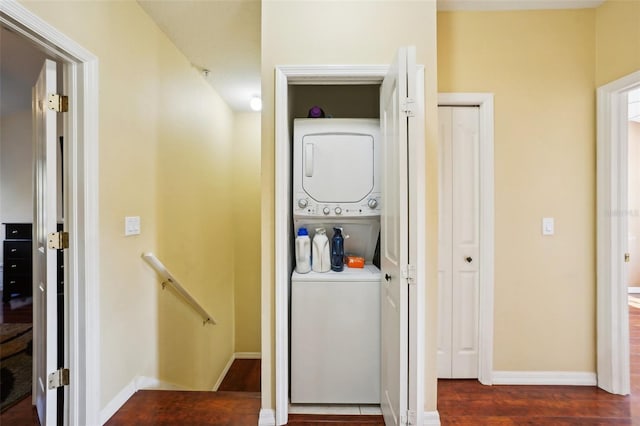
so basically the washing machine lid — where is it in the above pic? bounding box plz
[291,264,381,282]
[301,132,374,203]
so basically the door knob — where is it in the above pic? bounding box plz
[384,273,391,282]
[465,257,473,263]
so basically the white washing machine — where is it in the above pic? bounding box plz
[290,265,381,404]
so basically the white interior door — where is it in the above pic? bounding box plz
[380,46,412,426]
[33,58,59,425]
[437,106,480,379]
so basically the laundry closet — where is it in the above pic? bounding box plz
[287,84,383,405]
[274,48,426,425]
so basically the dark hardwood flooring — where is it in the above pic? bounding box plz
[4,303,640,425]
[0,395,39,425]
[437,304,640,425]
[104,390,261,426]
[218,358,261,393]
[438,380,635,425]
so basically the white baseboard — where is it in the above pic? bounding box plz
[424,410,441,425]
[135,375,188,391]
[235,351,262,359]
[100,375,189,424]
[100,378,136,425]
[213,353,237,391]
[492,371,597,386]
[102,351,263,425]
[212,351,262,391]
[258,408,276,425]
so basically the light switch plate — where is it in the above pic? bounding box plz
[125,216,141,236]
[542,217,554,236]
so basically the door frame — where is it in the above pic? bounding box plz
[596,69,640,395]
[0,1,100,424]
[437,93,495,385]
[269,64,426,426]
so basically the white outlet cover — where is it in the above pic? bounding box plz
[125,216,141,236]
[542,217,554,236]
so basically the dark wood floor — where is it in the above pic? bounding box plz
[218,358,261,393]
[105,390,261,426]
[437,304,640,425]
[4,302,640,425]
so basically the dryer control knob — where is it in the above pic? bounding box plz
[323,207,331,215]
[335,207,342,215]
[368,198,378,209]
[298,199,308,209]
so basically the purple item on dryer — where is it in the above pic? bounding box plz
[307,106,325,118]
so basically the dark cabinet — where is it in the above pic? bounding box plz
[3,223,33,302]
[3,223,64,303]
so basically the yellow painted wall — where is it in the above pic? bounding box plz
[595,0,640,86]
[261,0,439,412]
[154,39,236,390]
[438,10,596,372]
[20,0,237,407]
[232,112,262,353]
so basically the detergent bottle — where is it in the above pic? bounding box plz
[312,228,330,272]
[295,227,311,273]
[331,227,345,272]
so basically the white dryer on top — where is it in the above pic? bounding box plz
[292,118,381,218]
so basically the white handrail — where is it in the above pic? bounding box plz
[142,252,216,325]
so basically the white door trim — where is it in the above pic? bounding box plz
[438,93,495,385]
[270,64,425,425]
[596,69,640,395]
[0,1,101,424]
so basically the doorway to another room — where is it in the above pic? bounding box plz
[0,2,101,424]
[627,87,640,397]
[0,25,65,424]
[596,70,640,397]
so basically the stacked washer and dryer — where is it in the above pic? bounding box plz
[290,118,382,405]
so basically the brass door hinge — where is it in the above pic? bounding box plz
[625,253,631,263]
[48,93,68,112]
[48,231,69,250]
[48,368,70,389]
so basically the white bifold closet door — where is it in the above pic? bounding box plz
[437,106,480,379]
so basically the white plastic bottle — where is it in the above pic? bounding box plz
[295,227,311,273]
[312,228,331,272]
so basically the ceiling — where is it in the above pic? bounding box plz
[0,0,607,115]
[0,27,49,116]
[137,0,261,113]
[137,0,604,112]
[437,0,604,11]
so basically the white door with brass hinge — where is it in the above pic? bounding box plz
[380,46,414,426]
[33,58,61,425]
[437,106,480,379]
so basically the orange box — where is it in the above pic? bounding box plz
[346,256,365,268]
